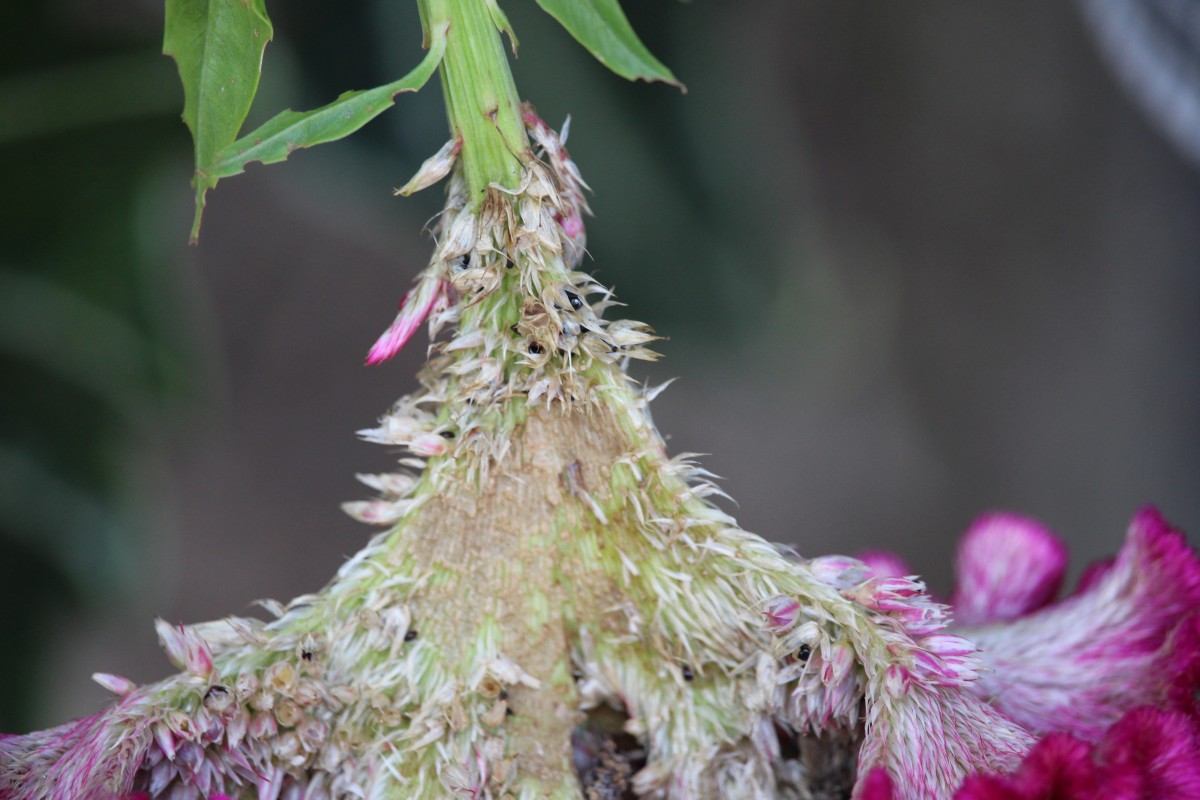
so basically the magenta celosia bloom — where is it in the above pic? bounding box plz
[955,507,1200,740]
[858,506,1200,799]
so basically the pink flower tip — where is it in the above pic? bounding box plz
[858,550,913,580]
[411,433,449,457]
[762,595,801,630]
[365,278,446,366]
[952,512,1067,626]
[154,618,213,678]
[91,672,137,696]
[559,210,584,239]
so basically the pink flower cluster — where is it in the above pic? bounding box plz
[861,507,1200,799]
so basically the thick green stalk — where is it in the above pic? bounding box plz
[421,0,526,202]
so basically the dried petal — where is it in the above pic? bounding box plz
[394,136,460,196]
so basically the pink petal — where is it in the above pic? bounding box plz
[860,767,896,800]
[858,550,913,580]
[952,734,1096,799]
[953,775,1024,800]
[365,276,446,366]
[951,512,1067,626]
[558,209,584,239]
[762,595,801,630]
[959,507,1200,740]
[1095,707,1200,799]
[410,432,448,457]
[1156,612,1200,717]
[92,672,137,696]
[1008,733,1097,799]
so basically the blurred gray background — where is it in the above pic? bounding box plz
[2,1,1198,730]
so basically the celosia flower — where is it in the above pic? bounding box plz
[955,507,1200,740]
[954,707,1200,799]
[856,507,1200,799]
[5,85,1199,799]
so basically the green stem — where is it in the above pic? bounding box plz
[420,0,526,204]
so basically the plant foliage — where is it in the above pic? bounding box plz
[165,0,676,242]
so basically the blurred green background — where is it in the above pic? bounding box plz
[2,1,1198,731]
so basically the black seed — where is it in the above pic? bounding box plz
[528,342,545,355]
[301,650,314,661]
[404,629,418,642]
[681,666,694,682]
[572,670,584,682]
[498,689,509,701]
[797,644,811,662]
[505,705,514,716]
[439,430,455,439]
[505,256,515,269]
[206,685,229,698]
[566,291,583,310]
[511,325,520,334]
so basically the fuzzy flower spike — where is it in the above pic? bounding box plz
[6,4,1200,798]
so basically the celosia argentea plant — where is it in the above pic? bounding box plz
[3,2,1200,799]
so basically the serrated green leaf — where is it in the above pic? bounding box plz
[202,28,447,192]
[534,0,681,88]
[164,0,273,242]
